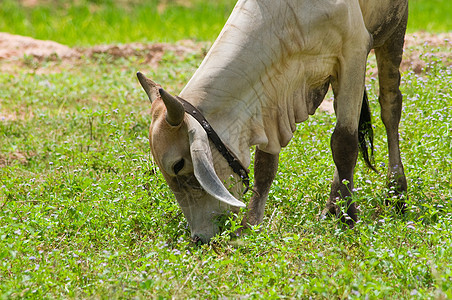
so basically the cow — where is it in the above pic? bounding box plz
[137,0,408,243]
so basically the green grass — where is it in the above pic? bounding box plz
[0,0,237,46]
[408,0,452,32]
[0,0,450,47]
[0,37,451,298]
[1,0,451,298]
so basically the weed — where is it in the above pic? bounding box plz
[0,1,451,298]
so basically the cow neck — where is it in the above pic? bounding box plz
[177,96,250,194]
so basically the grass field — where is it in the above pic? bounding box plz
[0,0,451,46]
[1,0,452,299]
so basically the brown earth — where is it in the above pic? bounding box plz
[0,151,34,168]
[1,31,450,73]
[396,32,451,75]
[0,32,203,69]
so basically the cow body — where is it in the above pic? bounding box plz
[138,0,408,243]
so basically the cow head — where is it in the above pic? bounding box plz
[137,72,245,243]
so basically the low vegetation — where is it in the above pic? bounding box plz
[0,0,236,46]
[0,0,451,298]
[0,0,451,47]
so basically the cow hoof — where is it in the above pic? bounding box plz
[385,178,408,214]
[319,208,331,220]
[320,201,339,220]
[320,204,357,230]
[233,226,245,237]
[385,198,407,214]
[384,189,407,214]
[340,217,356,230]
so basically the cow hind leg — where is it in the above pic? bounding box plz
[375,16,408,213]
[241,148,279,228]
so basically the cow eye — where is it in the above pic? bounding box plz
[173,159,185,175]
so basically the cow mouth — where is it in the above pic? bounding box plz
[174,174,203,191]
[170,174,208,207]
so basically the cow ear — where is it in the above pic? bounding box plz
[137,71,160,103]
[158,88,185,127]
[187,116,246,208]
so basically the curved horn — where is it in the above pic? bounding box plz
[136,72,160,103]
[159,88,185,126]
[187,117,246,208]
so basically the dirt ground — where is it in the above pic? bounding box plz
[1,31,450,72]
[0,32,204,70]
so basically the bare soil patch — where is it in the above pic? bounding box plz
[0,32,203,72]
[83,40,202,66]
[0,151,35,168]
[400,32,451,75]
[0,32,79,60]
[1,32,450,73]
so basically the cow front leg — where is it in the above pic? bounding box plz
[242,148,279,227]
[326,126,359,228]
[322,32,370,227]
[375,9,408,213]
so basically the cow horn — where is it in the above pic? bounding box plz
[136,72,160,103]
[159,88,185,126]
[187,117,246,208]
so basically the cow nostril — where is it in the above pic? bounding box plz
[173,159,185,175]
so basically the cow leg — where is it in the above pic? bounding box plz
[327,129,360,228]
[242,148,279,227]
[323,39,370,228]
[374,13,408,212]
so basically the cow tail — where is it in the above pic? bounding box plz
[358,89,377,172]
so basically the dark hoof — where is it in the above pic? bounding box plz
[385,193,407,214]
[320,201,338,219]
[339,214,356,229]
